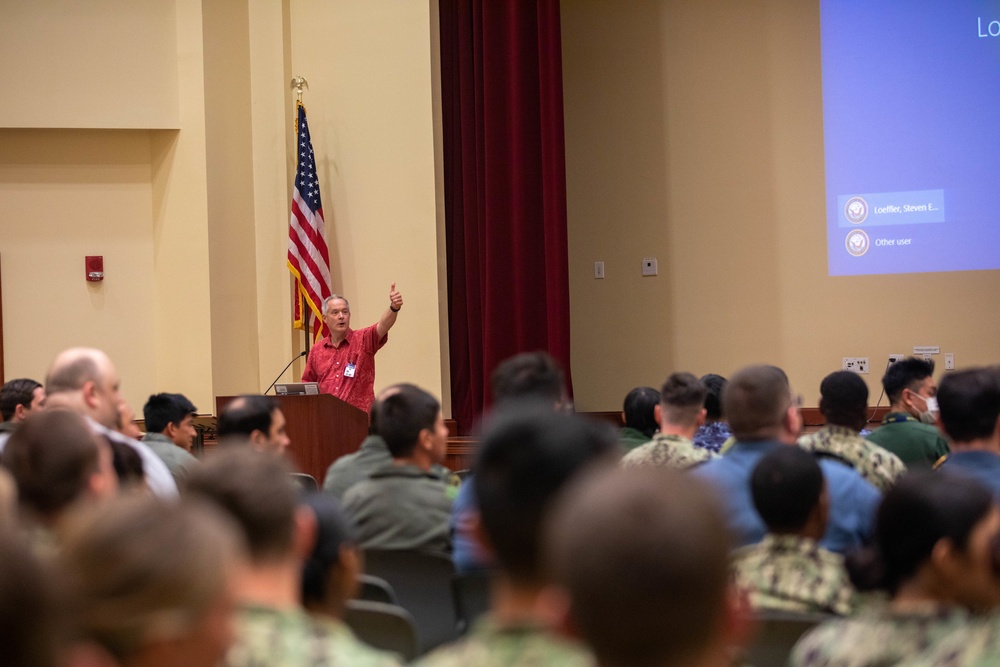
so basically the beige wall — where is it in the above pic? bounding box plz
[0,0,179,129]
[0,0,448,415]
[9,0,997,421]
[289,1,447,404]
[202,0,265,395]
[150,0,214,411]
[0,130,158,407]
[562,0,1000,411]
[0,0,215,413]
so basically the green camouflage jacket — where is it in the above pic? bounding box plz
[732,534,856,616]
[798,425,906,491]
[414,617,594,667]
[224,604,401,667]
[789,602,972,667]
[620,433,715,470]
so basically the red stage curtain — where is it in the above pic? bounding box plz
[440,0,572,433]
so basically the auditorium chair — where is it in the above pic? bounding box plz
[362,549,459,652]
[344,599,419,661]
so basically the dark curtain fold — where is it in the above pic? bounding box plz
[440,0,572,433]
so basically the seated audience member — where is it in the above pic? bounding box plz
[43,347,176,497]
[618,386,659,452]
[0,378,44,450]
[488,351,570,411]
[108,438,147,493]
[300,493,360,619]
[217,395,291,454]
[141,392,200,483]
[323,387,454,500]
[934,368,1000,497]
[0,528,66,667]
[790,472,1000,667]
[452,351,570,573]
[0,468,16,530]
[693,365,880,554]
[798,370,906,491]
[693,373,733,453]
[185,448,397,666]
[58,495,243,667]
[546,467,749,667]
[415,407,617,666]
[622,373,715,469]
[343,384,452,551]
[115,399,144,440]
[866,357,949,467]
[731,447,855,616]
[1,410,117,553]
[299,493,399,665]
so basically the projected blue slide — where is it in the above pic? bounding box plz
[821,1,1000,276]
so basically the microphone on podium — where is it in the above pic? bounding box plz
[265,351,308,395]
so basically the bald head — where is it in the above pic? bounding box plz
[44,348,122,429]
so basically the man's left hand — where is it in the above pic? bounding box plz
[389,282,403,311]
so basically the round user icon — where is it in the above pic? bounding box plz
[844,196,869,224]
[845,229,870,257]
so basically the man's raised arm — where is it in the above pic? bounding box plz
[376,282,403,339]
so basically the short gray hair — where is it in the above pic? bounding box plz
[322,295,350,315]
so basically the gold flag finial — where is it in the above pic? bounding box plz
[290,76,309,104]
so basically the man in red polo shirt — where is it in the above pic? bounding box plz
[302,284,403,414]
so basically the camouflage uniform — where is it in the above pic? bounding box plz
[224,604,401,667]
[414,617,594,667]
[620,433,715,470]
[731,534,856,616]
[798,425,907,491]
[789,603,972,667]
[895,614,1000,667]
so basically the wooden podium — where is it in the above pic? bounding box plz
[215,394,369,484]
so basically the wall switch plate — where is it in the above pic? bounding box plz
[594,261,605,279]
[843,357,869,374]
[642,257,657,276]
[889,353,904,364]
[945,352,955,370]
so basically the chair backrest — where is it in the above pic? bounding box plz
[451,571,491,635]
[344,600,419,662]
[362,549,458,653]
[741,610,831,667]
[356,573,397,604]
[290,472,318,492]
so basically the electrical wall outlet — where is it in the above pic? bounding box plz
[843,357,869,374]
[594,261,605,279]
[641,257,658,276]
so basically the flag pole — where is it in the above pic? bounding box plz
[287,75,332,360]
[291,76,310,356]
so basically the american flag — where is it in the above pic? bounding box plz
[287,103,332,341]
